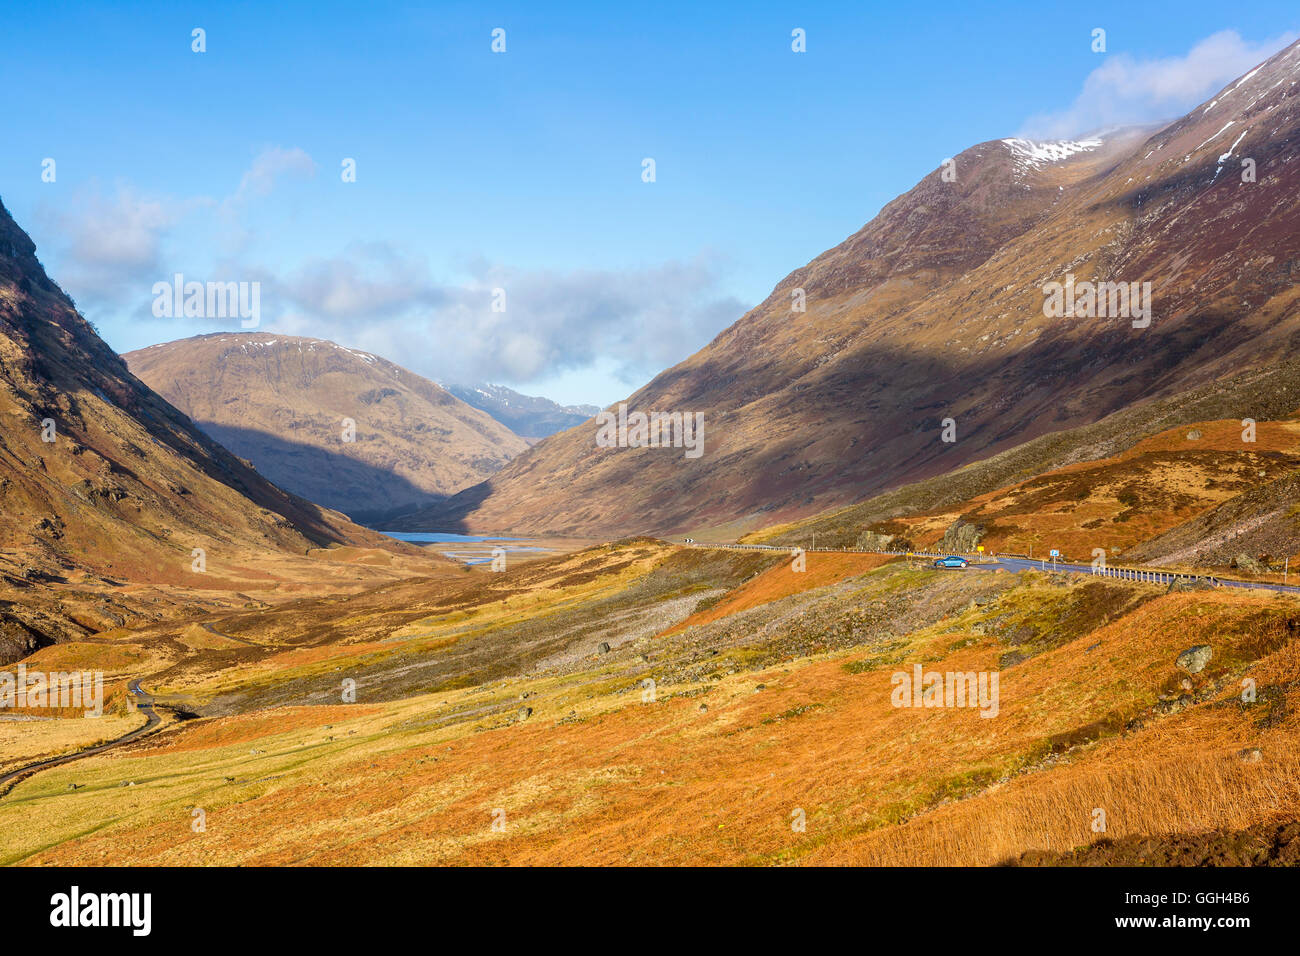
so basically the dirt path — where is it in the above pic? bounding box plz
[0,680,161,799]
[200,621,261,646]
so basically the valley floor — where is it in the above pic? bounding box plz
[2,540,1299,866]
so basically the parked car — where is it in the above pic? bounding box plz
[933,555,969,569]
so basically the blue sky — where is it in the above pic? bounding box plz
[2,1,1297,405]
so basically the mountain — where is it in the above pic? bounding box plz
[751,357,1300,555]
[125,334,528,522]
[401,39,1300,538]
[446,383,599,441]
[0,198,409,662]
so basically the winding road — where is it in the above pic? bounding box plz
[200,621,260,646]
[0,679,161,799]
[1,621,261,800]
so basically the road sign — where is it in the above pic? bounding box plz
[1050,549,1060,558]
[977,546,984,553]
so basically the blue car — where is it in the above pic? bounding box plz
[933,555,969,569]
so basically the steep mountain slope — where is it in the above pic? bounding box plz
[446,382,599,441]
[126,334,528,521]
[0,198,409,660]
[406,40,1300,538]
[753,357,1300,550]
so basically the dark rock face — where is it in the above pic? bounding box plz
[0,196,397,664]
[0,614,52,667]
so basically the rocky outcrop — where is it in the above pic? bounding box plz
[937,519,985,554]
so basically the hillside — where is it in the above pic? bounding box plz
[752,358,1300,551]
[1125,468,1300,568]
[446,383,599,441]
[0,198,421,663]
[126,334,528,522]
[404,39,1300,538]
[778,414,1300,566]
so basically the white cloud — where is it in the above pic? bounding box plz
[36,148,314,312]
[33,146,747,395]
[1022,30,1298,138]
[265,250,747,386]
[65,188,177,269]
[34,186,204,306]
[274,242,444,319]
[227,146,317,208]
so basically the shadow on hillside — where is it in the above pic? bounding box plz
[381,478,493,533]
[395,309,1300,537]
[193,421,448,523]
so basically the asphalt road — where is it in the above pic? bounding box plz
[988,556,1300,595]
[0,679,161,799]
[674,540,1300,595]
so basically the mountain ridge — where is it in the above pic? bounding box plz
[445,382,599,441]
[398,39,1300,538]
[126,333,528,521]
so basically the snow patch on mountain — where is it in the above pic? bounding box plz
[1001,137,1104,171]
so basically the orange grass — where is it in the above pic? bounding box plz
[17,588,1294,866]
[663,552,894,636]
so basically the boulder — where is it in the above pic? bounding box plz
[1233,553,1266,573]
[999,650,1029,669]
[1175,644,1212,674]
